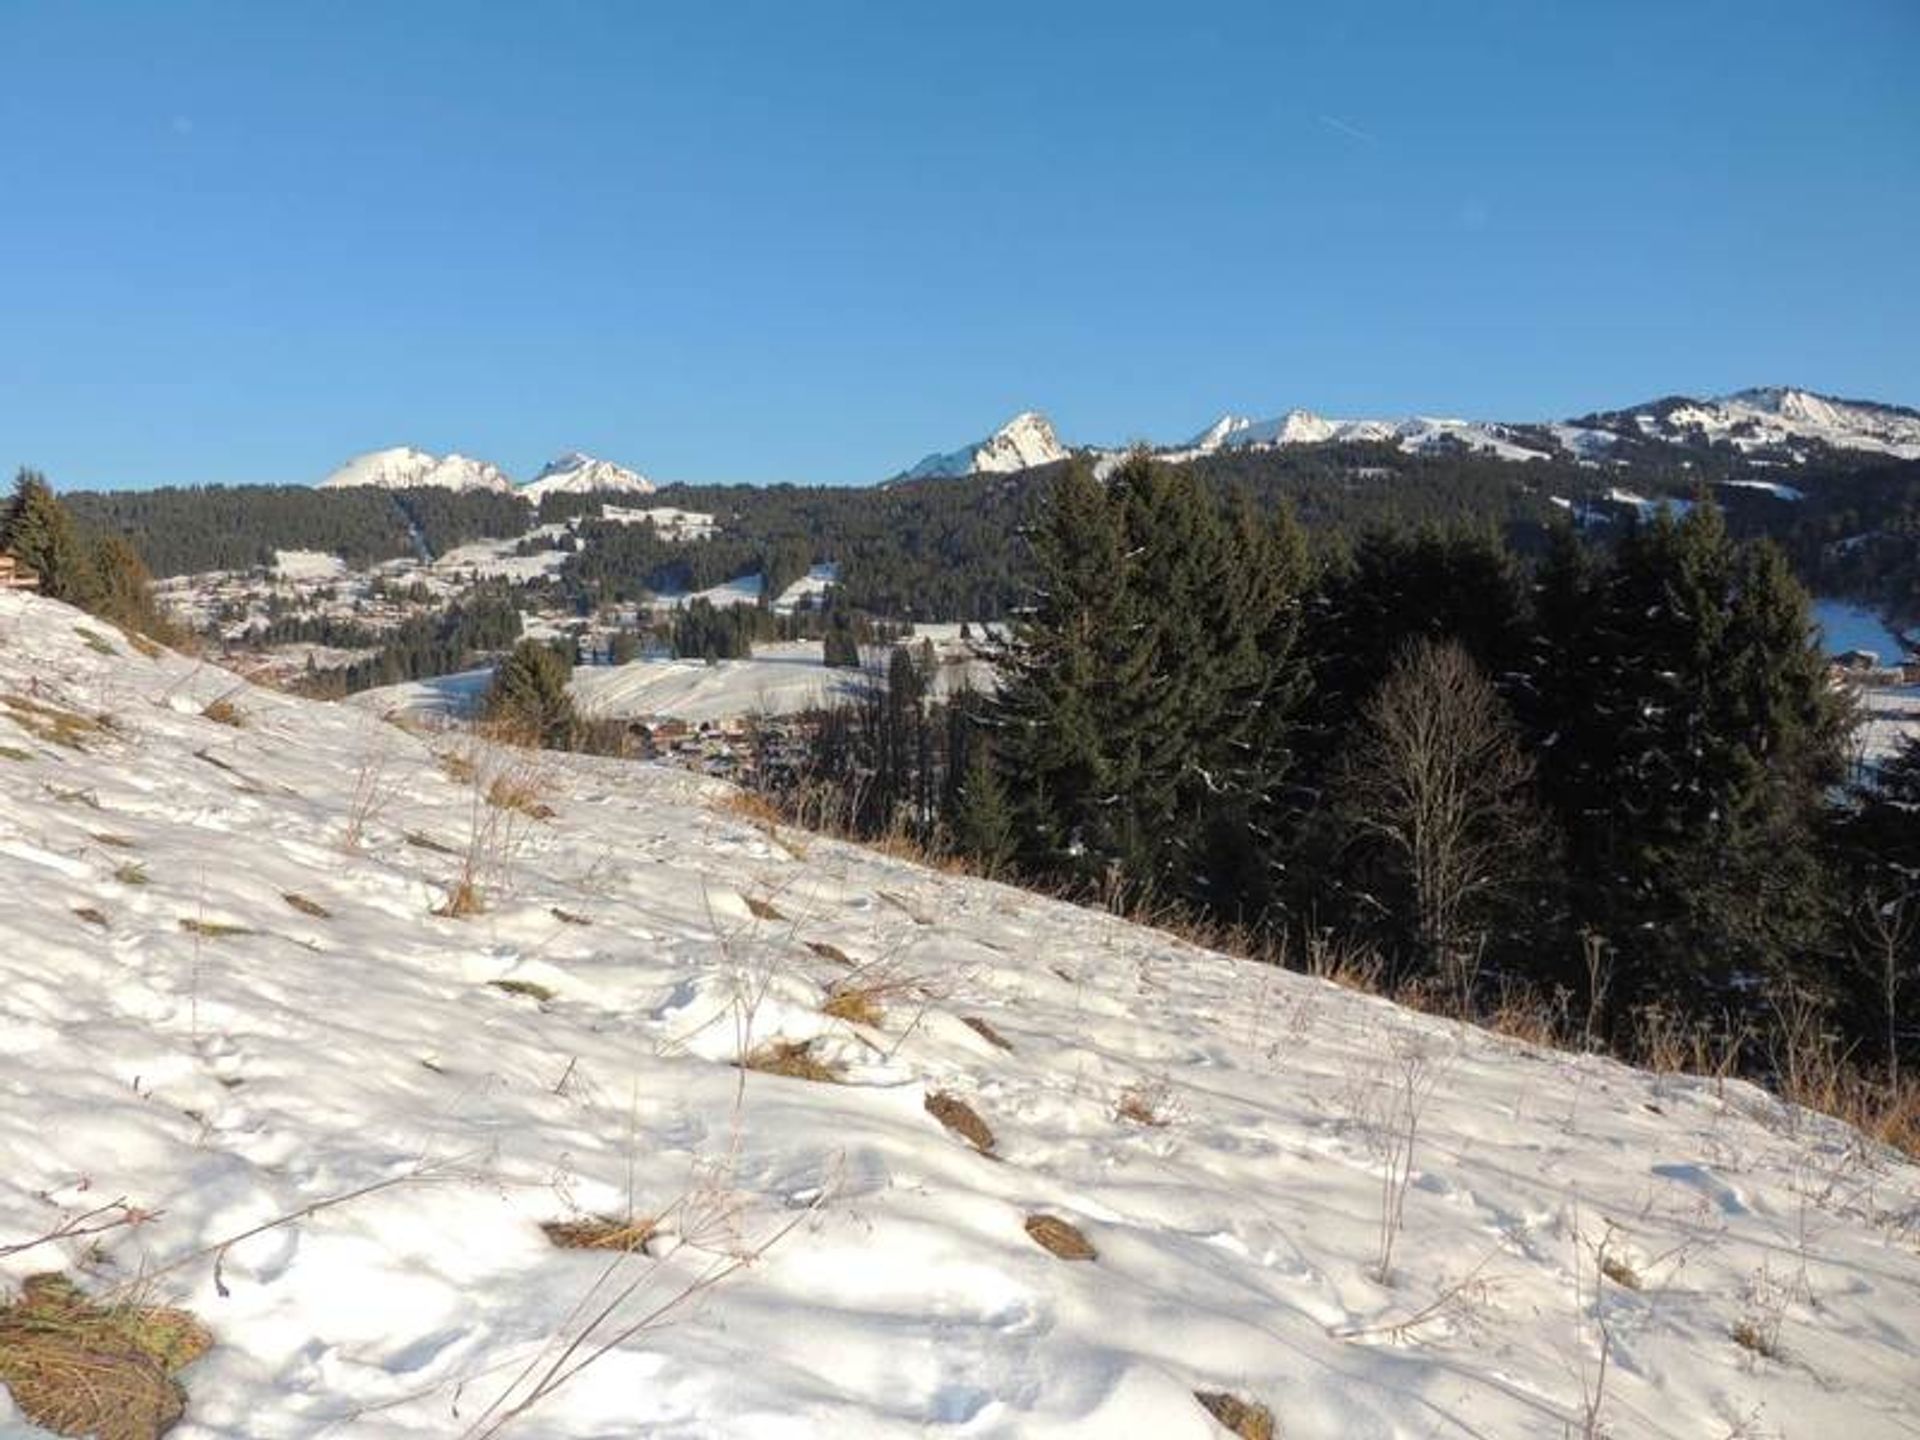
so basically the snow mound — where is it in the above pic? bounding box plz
[2,588,1918,1438]
[317,446,517,494]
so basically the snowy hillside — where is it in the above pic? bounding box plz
[3,589,1920,1439]
[520,452,657,501]
[317,447,518,494]
[1582,387,1920,461]
[899,411,1069,480]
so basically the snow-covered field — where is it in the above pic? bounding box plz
[3,590,1919,1439]
[571,639,996,725]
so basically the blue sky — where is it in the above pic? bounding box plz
[2,1,1916,490]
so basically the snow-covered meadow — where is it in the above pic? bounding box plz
[1,590,1918,1438]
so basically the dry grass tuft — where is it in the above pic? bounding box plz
[740,1039,842,1084]
[177,918,252,939]
[550,907,592,926]
[805,940,854,967]
[0,1273,212,1440]
[1,694,107,750]
[743,895,787,923]
[200,696,245,728]
[74,626,117,656]
[121,631,165,660]
[281,892,330,918]
[1599,1255,1641,1291]
[821,986,885,1028]
[91,832,137,849]
[486,771,554,819]
[1116,1081,1171,1128]
[73,907,108,928]
[1024,1213,1096,1261]
[540,1216,657,1255]
[438,750,477,785]
[435,880,485,919]
[489,977,556,1004]
[1194,1390,1276,1439]
[1731,1318,1779,1360]
[962,1016,1014,1051]
[406,830,460,855]
[0,744,30,761]
[114,862,148,886]
[925,1091,996,1153]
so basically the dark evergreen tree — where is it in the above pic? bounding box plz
[486,639,577,748]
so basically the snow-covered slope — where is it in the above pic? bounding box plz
[899,411,1069,480]
[1584,387,1920,460]
[4,589,1920,1438]
[317,446,518,494]
[520,452,657,501]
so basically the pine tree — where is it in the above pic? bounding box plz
[951,740,1017,876]
[1,469,93,605]
[486,639,575,748]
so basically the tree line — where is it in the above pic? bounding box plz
[760,454,1917,1088]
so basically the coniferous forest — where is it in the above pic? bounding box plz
[759,454,1920,1105]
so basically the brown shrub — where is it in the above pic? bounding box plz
[740,1039,842,1084]
[541,1216,657,1255]
[1195,1390,1275,1439]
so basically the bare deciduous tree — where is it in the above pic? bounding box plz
[1338,639,1543,1005]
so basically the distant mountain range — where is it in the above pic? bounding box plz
[317,447,655,498]
[307,387,1920,497]
[892,386,1920,482]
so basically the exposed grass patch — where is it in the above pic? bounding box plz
[925,1091,996,1154]
[1116,1081,1171,1128]
[740,1039,842,1084]
[0,1272,212,1440]
[438,751,477,785]
[1195,1390,1276,1439]
[1731,1318,1780,1359]
[1024,1213,1096,1261]
[73,907,108,928]
[1599,1255,1642,1291]
[489,978,556,1004]
[177,918,253,939]
[486,772,554,819]
[0,744,30,762]
[961,1016,1013,1051]
[550,907,592,926]
[120,631,165,660]
[114,862,149,887]
[877,890,933,926]
[281,892,330,918]
[821,985,885,1028]
[2,694,107,750]
[435,881,485,919]
[91,832,137,849]
[743,895,787,923]
[540,1215,658,1255]
[405,831,460,855]
[805,940,854,966]
[73,626,117,656]
[200,696,245,728]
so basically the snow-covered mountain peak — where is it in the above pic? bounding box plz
[899,410,1070,481]
[1600,386,1920,460]
[520,451,657,501]
[317,447,516,494]
[1187,414,1255,450]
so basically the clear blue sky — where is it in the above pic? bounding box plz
[3,1,1915,490]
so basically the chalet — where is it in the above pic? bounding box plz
[0,554,39,592]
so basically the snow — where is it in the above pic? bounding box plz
[570,636,992,725]
[520,453,656,502]
[1811,599,1910,662]
[1630,388,1920,460]
[3,587,1920,1439]
[771,563,838,615]
[1857,685,1920,767]
[317,447,518,494]
[1720,479,1806,502]
[432,529,571,582]
[901,412,1069,480]
[348,665,498,725]
[601,505,718,539]
[271,550,348,582]
[649,573,766,611]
